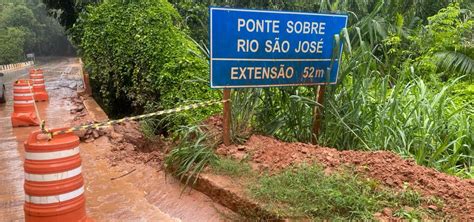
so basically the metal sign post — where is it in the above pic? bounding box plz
[209,7,348,145]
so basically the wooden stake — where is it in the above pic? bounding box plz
[83,72,92,96]
[312,85,325,144]
[223,89,231,146]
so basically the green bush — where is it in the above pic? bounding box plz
[451,81,474,114]
[410,3,474,80]
[75,0,219,129]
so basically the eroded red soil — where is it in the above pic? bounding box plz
[69,102,473,220]
[68,95,234,221]
[217,135,474,220]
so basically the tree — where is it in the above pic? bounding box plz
[0,28,26,64]
[0,4,39,53]
[0,0,74,64]
[41,0,100,30]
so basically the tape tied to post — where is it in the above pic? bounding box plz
[47,100,229,137]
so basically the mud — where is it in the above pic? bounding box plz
[68,94,165,167]
[70,93,233,221]
[80,137,176,221]
[217,135,474,220]
[106,121,165,167]
[189,173,279,221]
[0,58,231,221]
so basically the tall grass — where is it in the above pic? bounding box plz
[319,35,473,177]
[164,125,218,186]
[255,87,315,142]
[322,75,473,177]
[230,86,316,143]
[229,31,473,178]
[231,84,473,176]
[230,88,261,144]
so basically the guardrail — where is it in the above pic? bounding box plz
[0,61,34,72]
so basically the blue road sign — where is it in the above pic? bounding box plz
[210,7,348,88]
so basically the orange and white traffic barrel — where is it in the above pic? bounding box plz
[29,69,48,101]
[24,128,89,222]
[11,79,39,127]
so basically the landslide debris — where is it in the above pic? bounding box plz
[105,121,167,168]
[217,135,474,220]
[69,94,165,167]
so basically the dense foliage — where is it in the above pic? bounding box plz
[41,0,87,30]
[0,0,73,64]
[169,0,473,177]
[0,27,26,63]
[65,0,472,177]
[73,0,219,129]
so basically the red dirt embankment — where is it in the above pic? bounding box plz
[217,135,474,220]
[69,95,234,221]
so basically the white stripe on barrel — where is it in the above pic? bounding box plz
[30,74,43,78]
[14,100,34,104]
[14,86,32,90]
[32,79,44,83]
[14,93,34,97]
[25,147,80,161]
[25,166,82,182]
[25,186,84,204]
[33,83,45,86]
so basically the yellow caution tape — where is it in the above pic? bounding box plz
[49,100,229,137]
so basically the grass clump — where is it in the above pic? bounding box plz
[250,165,438,220]
[140,118,162,141]
[211,158,253,178]
[164,125,217,187]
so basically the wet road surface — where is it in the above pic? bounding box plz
[0,58,77,221]
[0,58,227,221]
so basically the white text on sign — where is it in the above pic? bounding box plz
[237,18,326,54]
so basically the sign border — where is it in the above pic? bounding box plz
[209,7,348,89]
